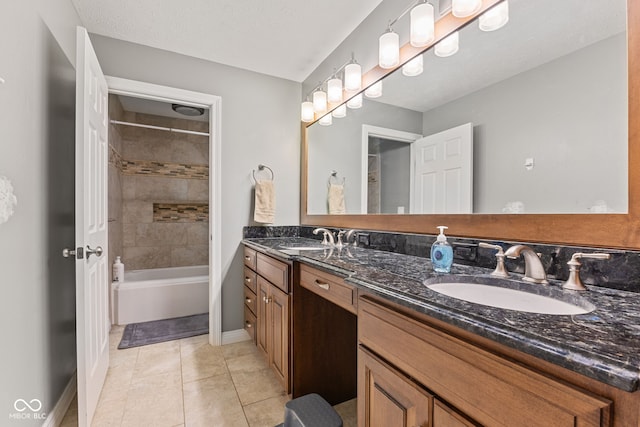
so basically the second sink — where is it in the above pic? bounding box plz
[426,276,596,315]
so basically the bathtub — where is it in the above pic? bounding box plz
[111,265,209,325]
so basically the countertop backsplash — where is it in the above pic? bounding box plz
[243,225,640,293]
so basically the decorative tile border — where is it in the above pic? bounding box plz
[153,203,209,222]
[122,160,208,180]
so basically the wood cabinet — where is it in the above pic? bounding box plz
[243,246,291,393]
[300,264,357,314]
[358,295,612,427]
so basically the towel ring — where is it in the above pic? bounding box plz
[328,170,345,187]
[252,164,274,182]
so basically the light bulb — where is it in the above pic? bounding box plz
[451,0,482,18]
[435,32,459,58]
[479,1,509,32]
[410,2,435,47]
[319,114,332,126]
[332,104,347,118]
[379,30,400,69]
[313,89,327,113]
[327,78,343,103]
[364,81,383,98]
[402,55,423,77]
[347,93,363,109]
[344,63,362,91]
[301,101,314,122]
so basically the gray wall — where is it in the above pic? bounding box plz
[378,139,411,214]
[0,1,82,424]
[422,33,628,214]
[90,35,301,332]
[307,102,421,214]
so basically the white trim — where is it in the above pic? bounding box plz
[42,372,77,427]
[105,76,223,347]
[361,125,422,214]
[221,329,252,345]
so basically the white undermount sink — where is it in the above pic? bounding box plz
[427,282,595,315]
[278,245,326,251]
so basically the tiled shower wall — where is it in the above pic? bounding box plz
[108,95,210,272]
[108,96,124,282]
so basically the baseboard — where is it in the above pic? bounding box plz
[221,329,251,345]
[43,371,77,427]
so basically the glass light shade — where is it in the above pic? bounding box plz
[327,78,343,103]
[402,55,424,77]
[479,1,509,31]
[410,2,435,47]
[312,89,327,113]
[301,101,314,122]
[344,63,362,91]
[332,104,347,118]
[319,113,332,126]
[346,93,363,109]
[452,0,482,17]
[435,32,459,57]
[379,31,400,69]
[364,81,383,98]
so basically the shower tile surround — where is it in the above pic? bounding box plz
[243,226,640,293]
[108,95,210,271]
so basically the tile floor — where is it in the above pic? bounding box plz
[61,326,357,426]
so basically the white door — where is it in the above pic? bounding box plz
[75,27,110,427]
[411,123,473,214]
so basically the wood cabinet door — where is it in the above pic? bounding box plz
[256,277,270,357]
[359,347,432,427]
[433,399,479,427]
[269,285,289,387]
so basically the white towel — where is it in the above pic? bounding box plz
[254,179,275,223]
[328,183,345,214]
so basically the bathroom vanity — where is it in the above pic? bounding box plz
[242,236,640,426]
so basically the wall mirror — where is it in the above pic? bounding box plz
[302,0,640,249]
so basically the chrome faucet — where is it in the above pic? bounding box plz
[478,243,509,278]
[504,245,548,284]
[563,252,611,291]
[313,228,335,246]
[344,229,358,246]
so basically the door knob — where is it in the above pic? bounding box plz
[86,245,103,259]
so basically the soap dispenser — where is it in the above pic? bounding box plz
[112,256,125,282]
[431,226,453,273]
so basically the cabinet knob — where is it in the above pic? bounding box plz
[263,296,271,304]
[245,277,251,283]
[245,321,252,328]
[244,256,251,261]
[245,297,252,303]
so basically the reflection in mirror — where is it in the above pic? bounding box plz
[306,0,628,215]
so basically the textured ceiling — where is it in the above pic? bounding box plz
[70,0,383,82]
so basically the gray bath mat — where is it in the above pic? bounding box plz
[118,313,209,349]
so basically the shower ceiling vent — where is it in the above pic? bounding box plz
[172,103,205,117]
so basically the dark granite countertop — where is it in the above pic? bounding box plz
[243,237,640,392]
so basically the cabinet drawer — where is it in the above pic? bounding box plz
[300,264,356,314]
[244,305,256,343]
[358,296,611,427]
[243,247,257,270]
[257,253,289,293]
[243,267,257,294]
[244,285,257,315]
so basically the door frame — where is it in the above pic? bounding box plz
[106,76,223,346]
[361,125,422,214]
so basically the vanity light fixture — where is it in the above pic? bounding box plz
[452,0,482,18]
[313,88,327,113]
[327,71,343,103]
[435,31,459,57]
[319,113,333,126]
[379,27,400,69]
[410,1,435,47]
[347,93,363,109]
[479,0,509,31]
[364,80,383,98]
[402,54,424,76]
[332,104,347,118]
[301,100,315,122]
[344,58,362,92]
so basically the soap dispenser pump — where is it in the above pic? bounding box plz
[431,226,453,273]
